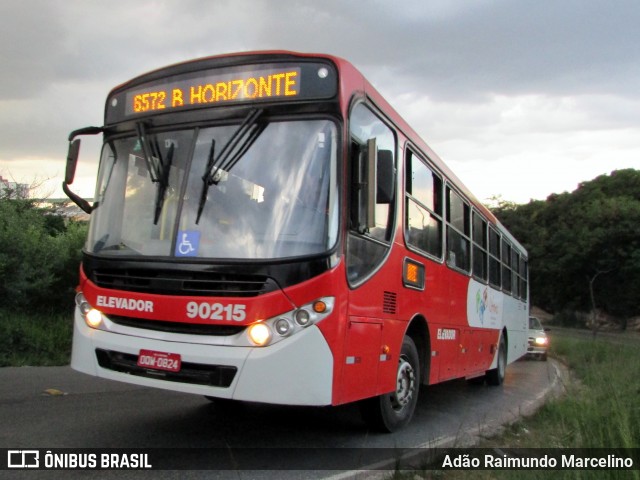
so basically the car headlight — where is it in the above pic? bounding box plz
[534,336,548,346]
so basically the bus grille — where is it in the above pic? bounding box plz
[91,268,278,297]
[95,349,237,388]
[108,315,245,336]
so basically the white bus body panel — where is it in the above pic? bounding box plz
[466,278,528,369]
[71,309,334,406]
[501,295,528,364]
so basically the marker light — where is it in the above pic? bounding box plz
[248,323,272,346]
[313,301,327,314]
[85,309,103,328]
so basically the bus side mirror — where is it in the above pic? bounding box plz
[376,149,395,204]
[62,126,103,215]
[365,139,377,229]
[65,139,81,184]
[351,140,396,233]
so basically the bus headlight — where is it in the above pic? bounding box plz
[242,297,335,347]
[75,293,104,329]
[75,293,91,315]
[248,323,272,346]
[294,309,311,327]
[85,309,104,328]
[274,318,292,336]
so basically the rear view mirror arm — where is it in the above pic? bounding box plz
[62,126,104,214]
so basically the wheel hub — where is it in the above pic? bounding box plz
[392,356,415,410]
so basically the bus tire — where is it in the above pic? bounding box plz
[204,396,243,412]
[486,334,506,386]
[359,336,420,432]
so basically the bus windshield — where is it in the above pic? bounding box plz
[87,119,339,260]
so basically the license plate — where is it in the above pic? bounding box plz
[137,349,181,372]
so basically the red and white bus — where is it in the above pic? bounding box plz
[64,51,528,432]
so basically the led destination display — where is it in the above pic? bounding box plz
[125,68,301,115]
[108,61,337,123]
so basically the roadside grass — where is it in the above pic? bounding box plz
[0,309,72,366]
[393,335,640,480]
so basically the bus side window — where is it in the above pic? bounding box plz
[472,212,488,282]
[446,187,470,273]
[501,239,512,293]
[520,257,529,300]
[405,151,443,259]
[511,249,520,297]
[488,227,501,288]
[347,104,397,284]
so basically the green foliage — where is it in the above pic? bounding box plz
[492,169,640,320]
[549,337,640,449]
[0,198,87,313]
[0,310,72,366]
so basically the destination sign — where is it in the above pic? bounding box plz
[106,60,338,124]
[105,60,338,124]
[125,67,301,116]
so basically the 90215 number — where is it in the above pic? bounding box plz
[186,302,247,322]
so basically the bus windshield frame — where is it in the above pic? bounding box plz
[86,115,340,261]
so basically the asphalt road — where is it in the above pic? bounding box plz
[0,358,563,478]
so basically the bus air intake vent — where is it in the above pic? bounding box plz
[91,268,277,297]
[383,291,397,314]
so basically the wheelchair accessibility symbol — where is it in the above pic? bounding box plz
[175,231,200,257]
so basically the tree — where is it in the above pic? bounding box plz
[0,198,87,313]
[491,169,640,323]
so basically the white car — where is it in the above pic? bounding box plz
[527,316,549,361]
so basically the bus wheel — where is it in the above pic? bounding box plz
[204,396,243,412]
[486,334,506,386]
[360,336,420,432]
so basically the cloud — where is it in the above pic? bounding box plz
[0,1,64,100]
[4,0,640,101]
[0,0,638,201]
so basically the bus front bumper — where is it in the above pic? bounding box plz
[71,310,334,406]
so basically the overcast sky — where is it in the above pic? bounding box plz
[1,0,638,203]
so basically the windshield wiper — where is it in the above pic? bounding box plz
[153,142,174,224]
[196,138,216,225]
[196,108,265,224]
[135,122,175,224]
[136,122,161,182]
